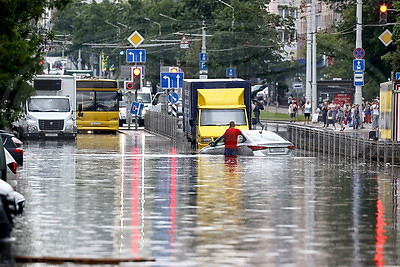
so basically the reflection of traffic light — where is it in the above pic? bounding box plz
[132,67,142,90]
[379,4,388,24]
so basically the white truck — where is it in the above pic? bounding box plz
[15,75,77,139]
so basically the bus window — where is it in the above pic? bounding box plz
[96,91,118,111]
[77,91,96,111]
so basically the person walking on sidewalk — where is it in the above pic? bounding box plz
[321,102,328,128]
[303,100,311,124]
[288,100,298,123]
[252,100,263,128]
[371,99,380,130]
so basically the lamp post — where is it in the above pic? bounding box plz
[144,17,161,36]
[105,20,121,37]
[159,13,178,22]
[217,0,234,29]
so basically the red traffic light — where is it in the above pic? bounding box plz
[132,67,141,77]
[380,4,388,13]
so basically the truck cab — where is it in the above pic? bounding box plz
[15,75,77,139]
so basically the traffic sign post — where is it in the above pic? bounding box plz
[354,72,364,86]
[353,59,365,71]
[200,53,208,62]
[353,48,365,59]
[226,68,236,78]
[127,31,144,47]
[126,49,146,63]
[160,72,184,89]
[168,92,179,104]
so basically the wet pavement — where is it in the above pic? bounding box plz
[3,131,400,266]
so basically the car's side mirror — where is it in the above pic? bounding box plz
[209,141,215,147]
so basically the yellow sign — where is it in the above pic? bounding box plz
[379,29,392,47]
[127,31,144,47]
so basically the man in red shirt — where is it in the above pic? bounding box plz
[222,121,242,156]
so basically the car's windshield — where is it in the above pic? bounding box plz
[138,93,151,103]
[200,109,247,126]
[245,131,286,142]
[28,98,70,112]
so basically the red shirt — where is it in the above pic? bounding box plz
[223,128,242,149]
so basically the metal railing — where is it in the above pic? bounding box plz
[144,111,179,139]
[287,124,400,164]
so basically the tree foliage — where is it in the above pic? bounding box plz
[52,0,294,86]
[0,0,71,129]
[319,0,395,100]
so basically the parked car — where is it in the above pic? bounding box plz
[199,130,295,156]
[0,138,24,239]
[0,131,23,166]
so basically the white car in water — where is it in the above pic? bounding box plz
[199,130,295,156]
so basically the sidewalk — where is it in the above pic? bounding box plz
[261,106,376,140]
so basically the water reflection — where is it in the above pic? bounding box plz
[7,132,400,266]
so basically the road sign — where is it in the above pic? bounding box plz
[200,53,208,62]
[199,62,207,70]
[130,102,144,116]
[353,47,365,59]
[226,68,236,78]
[354,72,364,86]
[161,72,184,89]
[379,29,392,47]
[180,35,189,49]
[127,31,144,47]
[168,92,179,104]
[353,59,365,71]
[126,49,146,63]
[396,72,400,80]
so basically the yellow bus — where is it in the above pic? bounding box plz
[76,79,119,132]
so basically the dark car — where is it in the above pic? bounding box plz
[0,131,23,166]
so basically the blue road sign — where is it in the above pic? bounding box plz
[353,47,365,59]
[396,72,400,80]
[226,68,236,78]
[200,53,208,62]
[161,72,184,89]
[354,71,364,86]
[199,62,207,70]
[168,92,179,104]
[130,102,144,116]
[126,49,146,63]
[353,59,365,71]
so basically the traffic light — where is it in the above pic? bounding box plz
[379,3,388,24]
[132,67,142,90]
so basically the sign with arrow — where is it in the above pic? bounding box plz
[353,59,365,71]
[160,72,184,89]
[130,102,144,116]
[126,49,146,63]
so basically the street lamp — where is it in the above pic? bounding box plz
[144,17,161,36]
[159,13,178,22]
[105,20,120,37]
[217,0,234,29]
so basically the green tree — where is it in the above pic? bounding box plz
[0,0,71,129]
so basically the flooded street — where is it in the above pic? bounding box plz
[7,131,400,266]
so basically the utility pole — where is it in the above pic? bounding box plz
[311,1,318,114]
[306,0,312,106]
[354,0,363,106]
[200,20,208,79]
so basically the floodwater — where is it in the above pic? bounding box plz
[4,131,400,266]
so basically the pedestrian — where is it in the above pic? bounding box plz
[371,99,380,129]
[303,100,311,124]
[288,100,298,122]
[352,104,361,130]
[321,102,328,128]
[326,107,336,130]
[222,121,243,156]
[364,101,371,124]
[252,100,262,128]
[336,104,345,131]
[263,92,269,111]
